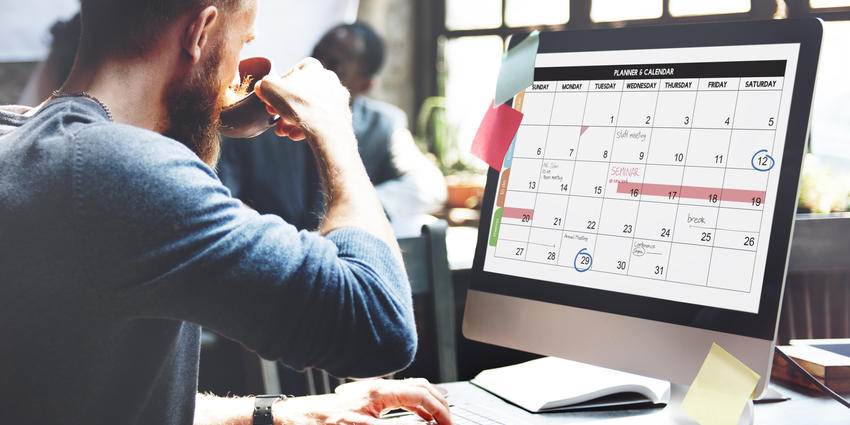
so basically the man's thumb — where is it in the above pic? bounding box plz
[254,78,296,120]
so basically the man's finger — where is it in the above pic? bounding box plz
[274,121,307,141]
[336,412,397,425]
[337,380,451,424]
[405,379,449,410]
[254,78,297,121]
[296,57,323,70]
[410,389,452,425]
[384,416,434,425]
[288,127,307,141]
[402,405,435,422]
[381,386,452,425]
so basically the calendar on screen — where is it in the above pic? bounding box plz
[483,43,800,314]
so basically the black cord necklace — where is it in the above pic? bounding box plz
[51,90,114,122]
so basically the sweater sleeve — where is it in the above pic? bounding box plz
[71,124,416,378]
[216,136,249,201]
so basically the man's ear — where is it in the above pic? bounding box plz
[182,6,219,64]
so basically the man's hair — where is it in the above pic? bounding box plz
[315,22,386,78]
[78,0,245,57]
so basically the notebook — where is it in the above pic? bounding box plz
[470,356,670,412]
[772,339,850,392]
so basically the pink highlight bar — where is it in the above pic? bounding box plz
[580,126,590,136]
[502,207,535,220]
[616,182,766,203]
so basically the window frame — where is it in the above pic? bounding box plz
[411,0,850,160]
[439,0,850,38]
[420,0,850,99]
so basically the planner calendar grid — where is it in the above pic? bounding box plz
[489,60,786,295]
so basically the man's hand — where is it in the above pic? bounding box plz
[254,57,353,144]
[252,57,403,262]
[273,379,452,425]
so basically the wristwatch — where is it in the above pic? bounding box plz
[253,394,285,425]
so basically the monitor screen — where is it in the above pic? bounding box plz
[466,19,822,395]
[483,43,800,315]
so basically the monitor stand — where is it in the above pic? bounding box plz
[598,384,754,424]
[664,383,755,425]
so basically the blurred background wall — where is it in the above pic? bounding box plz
[0,0,76,104]
[0,0,379,105]
[357,0,416,124]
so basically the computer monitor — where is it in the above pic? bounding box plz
[464,18,822,396]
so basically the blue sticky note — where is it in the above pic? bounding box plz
[495,30,540,106]
[503,134,517,169]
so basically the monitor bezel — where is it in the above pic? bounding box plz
[470,18,823,341]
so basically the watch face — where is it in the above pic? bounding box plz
[253,395,281,425]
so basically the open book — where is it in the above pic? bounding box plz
[470,356,670,412]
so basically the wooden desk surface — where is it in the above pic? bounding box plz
[440,381,848,424]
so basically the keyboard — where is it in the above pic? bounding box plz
[451,404,510,425]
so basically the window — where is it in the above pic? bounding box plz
[811,0,850,8]
[505,0,570,27]
[591,0,662,22]
[432,0,850,171]
[445,0,501,30]
[669,0,750,17]
[444,36,505,166]
[809,21,850,159]
[441,2,572,169]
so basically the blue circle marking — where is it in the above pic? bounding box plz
[751,149,775,172]
[574,248,593,273]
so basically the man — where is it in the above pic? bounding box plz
[0,1,450,424]
[219,22,446,232]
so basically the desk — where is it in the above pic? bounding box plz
[440,381,848,424]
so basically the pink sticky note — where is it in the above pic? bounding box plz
[471,101,524,170]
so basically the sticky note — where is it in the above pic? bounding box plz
[489,208,502,247]
[470,101,524,170]
[497,168,511,207]
[502,135,517,169]
[495,30,540,106]
[681,343,760,425]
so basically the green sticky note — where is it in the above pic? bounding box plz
[489,208,503,247]
[495,30,540,106]
[681,343,761,425]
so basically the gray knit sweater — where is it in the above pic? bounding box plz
[0,97,416,425]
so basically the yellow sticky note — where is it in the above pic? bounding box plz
[681,343,760,425]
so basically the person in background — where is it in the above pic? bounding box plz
[0,0,451,424]
[218,22,447,235]
[18,13,81,106]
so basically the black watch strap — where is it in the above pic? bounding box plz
[253,394,284,425]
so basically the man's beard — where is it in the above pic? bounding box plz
[163,48,226,167]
